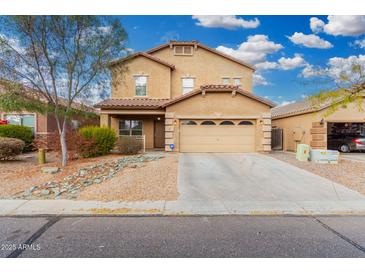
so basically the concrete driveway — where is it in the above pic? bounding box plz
[169,153,365,214]
[341,152,365,163]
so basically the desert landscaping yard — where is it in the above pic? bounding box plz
[269,152,365,196]
[0,151,179,201]
[2,149,365,203]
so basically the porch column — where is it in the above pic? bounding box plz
[110,116,119,135]
[262,112,272,152]
[165,112,175,152]
[100,113,111,127]
[310,122,326,149]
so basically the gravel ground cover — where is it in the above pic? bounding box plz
[0,152,178,201]
[269,152,365,195]
[78,153,179,201]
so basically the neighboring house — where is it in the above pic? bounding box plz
[0,83,99,137]
[271,99,365,151]
[95,40,275,153]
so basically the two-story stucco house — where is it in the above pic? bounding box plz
[95,40,275,153]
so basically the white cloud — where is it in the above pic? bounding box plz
[326,55,365,81]
[300,65,323,78]
[310,16,365,36]
[255,61,278,70]
[277,54,308,70]
[279,100,296,106]
[216,35,283,65]
[299,55,365,83]
[253,73,270,86]
[351,39,365,49]
[256,54,308,72]
[310,17,325,33]
[192,15,260,30]
[288,32,333,49]
[160,31,180,42]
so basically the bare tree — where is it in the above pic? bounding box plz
[0,16,127,166]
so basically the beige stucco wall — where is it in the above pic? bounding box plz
[166,92,269,116]
[152,46,254,98]
[272,101,365,151]
[110,45,254,100]
[111,56,171,99]
[165,92,270,152]
[272,112,316,151]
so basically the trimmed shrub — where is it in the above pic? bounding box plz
[0,137,25,160]
[115,136,144,155]
[0,124,33,152]
[78,126,117,157]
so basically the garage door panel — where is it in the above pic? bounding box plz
[181,126,254,135]
[180,144,254,153]
[180,135,255,144]
[180,121,255,153]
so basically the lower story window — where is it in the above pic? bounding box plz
[119,119,143,136]
[4,114,35,134]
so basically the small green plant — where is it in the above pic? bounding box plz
[0,124,33,152]
[0,137,25,160]
[78,126,117,157]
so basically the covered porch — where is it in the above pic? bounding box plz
[100,110,166,150]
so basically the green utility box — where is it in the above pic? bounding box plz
[296,144,310,162]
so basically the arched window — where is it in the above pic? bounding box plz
[238,121,254,125]
[181,120,197,125]
[201,120,216,125]
[220,121,235,125]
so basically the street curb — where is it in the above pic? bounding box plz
[2,199,365,216]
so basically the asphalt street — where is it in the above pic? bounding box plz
[1,216,365,258]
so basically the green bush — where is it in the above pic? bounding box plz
[78,126,116,157]
[0,137,25,160]
[0,124,33,152]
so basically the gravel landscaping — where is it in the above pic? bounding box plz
[269,152,365,196]
[0,152,179,201]
[79,153,179,201]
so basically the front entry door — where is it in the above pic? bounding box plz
[154,119,165,148]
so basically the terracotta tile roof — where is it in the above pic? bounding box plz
[94,98,170,109]
[0,80,97,113]
[161,84,276,108]
[108,52,175,69]
[272,93,365,119]
[146,40,255,71]
[271,99,333,119]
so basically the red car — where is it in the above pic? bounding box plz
[0,119,8,125]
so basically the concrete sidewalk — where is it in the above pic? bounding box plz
[2,199,365,216]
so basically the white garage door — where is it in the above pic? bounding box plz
[180,120,255,152]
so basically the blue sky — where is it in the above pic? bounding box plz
[118,15,365,105]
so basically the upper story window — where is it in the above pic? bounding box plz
[182,78,194,94]
[134,75,147,96]
[174,46,193,56]
[233,78,241,87]
[222,77,230,85]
